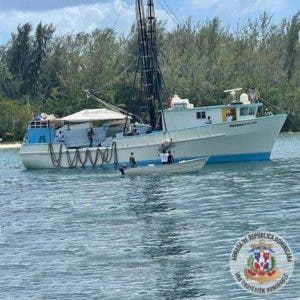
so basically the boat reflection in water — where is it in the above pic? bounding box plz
[127,176,205,298]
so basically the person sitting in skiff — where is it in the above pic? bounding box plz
[160,150,169,164]
[167,150,174,164]
[129,152,137,168]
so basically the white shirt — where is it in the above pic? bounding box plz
[160,153,169,163]
[226,115,233,122]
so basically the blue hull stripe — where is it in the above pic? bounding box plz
[207,152,271,163]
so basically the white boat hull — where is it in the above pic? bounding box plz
[121,158,206,175]
[20,114,287,169]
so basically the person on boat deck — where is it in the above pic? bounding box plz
[87,128,95,147]
[205,116,212,124]
[265,108,273,116]
[226,114,233,122]
[133,124,139,135]
[167,150,174,164]
[249,87,260,102]
[129,152,137,168]
[122,125,127,136]
[160,150,169,164]
[56,130,64,143]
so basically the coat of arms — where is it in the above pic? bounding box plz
[244,239,280,284]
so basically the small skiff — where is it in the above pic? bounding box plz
[119,158,207,175]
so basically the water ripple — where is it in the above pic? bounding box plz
[0,133,299,299]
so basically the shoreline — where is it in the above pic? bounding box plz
[0,143,21,149]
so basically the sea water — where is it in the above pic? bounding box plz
[0,133,299,299]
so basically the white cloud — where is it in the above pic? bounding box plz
[0,0,171,44]
[190,0,219,10]
[191,0,287,17]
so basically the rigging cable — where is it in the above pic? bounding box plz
[85,89,144,125]
[112,7,121,31]
[91,56,139,93]
[259,97,286,113]
[157,0,180,26]
[125,52,142,128]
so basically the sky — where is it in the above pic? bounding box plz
[0,0,299,44]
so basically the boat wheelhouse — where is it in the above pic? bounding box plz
[163,94,262,131]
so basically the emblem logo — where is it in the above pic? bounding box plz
[230,231,294,295]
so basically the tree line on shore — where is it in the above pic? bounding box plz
[0,12,299,140]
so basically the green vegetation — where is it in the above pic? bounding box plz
[0,99,32,141]
[0,13,299,140]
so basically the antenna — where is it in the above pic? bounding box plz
[224,88,242,102]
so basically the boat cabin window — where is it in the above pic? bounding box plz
[196,111,206,119]
[249,107,256,115]
[240,107,249,116]
[30,121,49,128]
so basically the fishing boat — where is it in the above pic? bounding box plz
[19,0,287,169]
[119,158,207,175]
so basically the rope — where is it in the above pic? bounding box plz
[159,139,173,152]
[66,149,79,168]
[259,97,286,113]
[48,142,118,168]
[49,143,63,167]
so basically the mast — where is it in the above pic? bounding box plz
[136,0,162,129]
[147,0,162,113]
